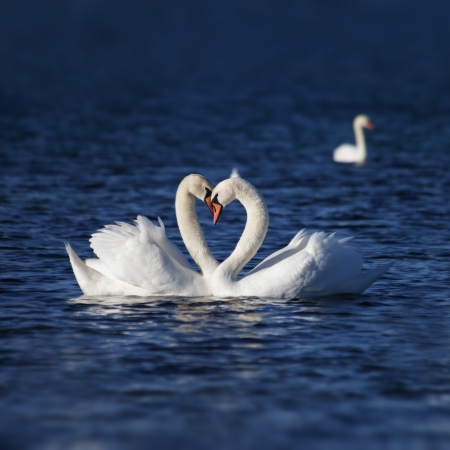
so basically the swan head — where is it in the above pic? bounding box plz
[354,114,374,130]
[211,178,249,225]
[183,174,214,214]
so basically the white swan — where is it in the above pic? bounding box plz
[209,178,393,298]
[333,114,374,164]
[66,174,219,296]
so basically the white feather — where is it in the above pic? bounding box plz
[66,174,218,297]
[211,178,393,298]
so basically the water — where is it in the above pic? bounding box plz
[1,1,450,448]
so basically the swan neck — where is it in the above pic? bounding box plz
[217,184,269,280]
[354,122,366,157]
[175,183,218,277]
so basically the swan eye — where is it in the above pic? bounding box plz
[212,194,220,205]
[204,187,212,201]
[204,188,214,215]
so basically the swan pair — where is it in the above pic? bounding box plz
[333,115,374,164]
[67,174,393,298]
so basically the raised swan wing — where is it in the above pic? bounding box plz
[247,229,315,276]
[240,231,392,298]
[89,215,201,295]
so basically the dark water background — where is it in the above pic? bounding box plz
[1,0,450,448]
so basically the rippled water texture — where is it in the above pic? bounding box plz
[1,1,450,449]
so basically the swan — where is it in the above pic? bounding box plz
[209,177,393,298]
[333,114,374,164]
[66,174,219,296]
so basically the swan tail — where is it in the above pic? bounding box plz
[305,231,392,295]
[342,260,395,294]
[66,243,153,296]
[66,243,104,295]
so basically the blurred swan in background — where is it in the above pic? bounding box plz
[230,167,240,178]
[210,177,393,298]
[66,174,218,296]
[333,114,374,164]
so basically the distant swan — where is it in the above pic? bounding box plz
[210,177,393,298]
[333,114,374,164]
[66,174,218,296]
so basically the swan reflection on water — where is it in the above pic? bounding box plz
[67,293,359,325]
[69,295,268,321]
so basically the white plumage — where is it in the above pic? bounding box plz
[210,178,393,298]
[66,174,218,296]
[333,114,374,164]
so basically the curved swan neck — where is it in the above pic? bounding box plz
[175,180,218,277]
[216,181,269,280]
[354,121,366,158]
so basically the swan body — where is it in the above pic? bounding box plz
[210,178,393,299]
[333,114,374,164]
[67,174,218,296]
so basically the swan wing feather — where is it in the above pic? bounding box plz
[247,229,314,275]
[241,231,376,297]
[89,215,198,294]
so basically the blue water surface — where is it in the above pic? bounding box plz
[1,1,450,449]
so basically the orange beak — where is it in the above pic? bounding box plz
[212,202,223,225]
[205,195,214,216]
[366,121,374,130]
